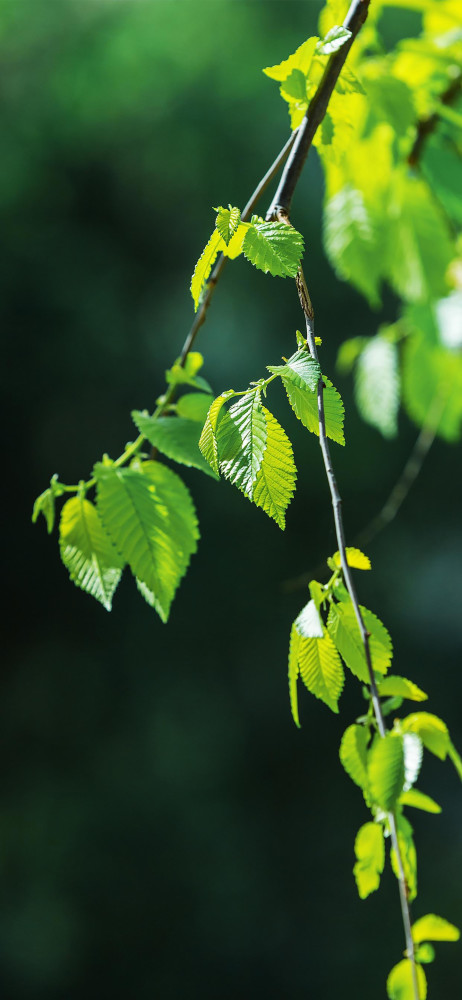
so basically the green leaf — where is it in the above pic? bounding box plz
[280,68,307,103]
[390,813,418,903]
[378,676,428,702]
[316,25,352,55]
[421,136,462,227]
[252,407,297,529]
[368,733,405,811]
[399,788,441,814]
[324,185,382,307]
[214,205,241,245]
[217,390,267,499]
[414,944,435,965]
[176,392,214,422]
[289,625,302,728]
[402,733,423,791]
[59,496,124,611]
[242,220,304,278]
[327,598,392,682]
[363,73,416,137]
[166,352,211,392]
[386,171,452,304]
[402,332,462,442]
[401,712,450,760]
[339,723,370,794]
[353,822,385,899]
[263,36,318,82]
[355,336,400,438]
[268,348,321,390]
[131,411,218,480]
[336,336,368,375]
[191,229,224,310]
[32,488,55,534]
[95,460,199,623]
[448,741,462,781]
[283,373,345,445]
[386,959,427,1000]
[412,913,460,945]
[331,547,371,570]
[198,390,235,476]
[290,615,344,716]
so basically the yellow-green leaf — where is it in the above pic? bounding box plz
[412,913,460,945]
[59,496,124,611]
[387,959,427,1000]
[332,547,371,570]
[252,407,297,529]
[353,822,385,899]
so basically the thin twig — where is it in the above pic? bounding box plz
[284,396,443,592]
[408,73,461,166]
[294,264,420,1000]
[266,0,370,221]
[355,395,445,549]
[178,129,299,367]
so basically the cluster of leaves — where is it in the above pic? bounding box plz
[32,197,307,618]
[265,0,462,444]
[288,545,461,997]
[197,335,344,527]
[32,4,461,994]
[191,205,304,309]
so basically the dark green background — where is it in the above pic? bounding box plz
[4,1,461,997]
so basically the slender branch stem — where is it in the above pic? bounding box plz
[355,394,445,549]
[408,73,461,165]
[294,263,420,1000]
[266,0,370,220]
[179,129,299,366]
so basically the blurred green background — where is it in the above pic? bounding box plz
[4,0,461,997]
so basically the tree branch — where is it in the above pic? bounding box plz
[408,73,462,166]
[178,129,299,367]
[266,0,370,221]
[294,264,420,1000]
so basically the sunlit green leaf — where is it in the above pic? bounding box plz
[191,229,224,310]
[243,220,304,278]
[378,676,428,702]
[339,723,370,794]
[132,411,218,479]
[59,496,124,611]
[386,171,452,304]
[252,407,297,528]
[283,373,345,445]
[402,332,462,442]
[290,615,344,715]
[268,348,321,390]
[214,205,241,245]
[32,488,55,534]
[263,36,318,82]
[355,335,400,438]
[401,712,450,760]
[95,460,199,623]
[368,733,405,811]
[399,788,441,814]
[198,390,235,476]
[386,959,427,1000]
[331,547,371,570]
[176,393,214,423]
[217,390,267,498]
[327,598,392,682]
[353,821,385,898]
[412,913,460,945]
[324,185,382,307]
[390,813,418,902]
[316,25,352,56]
